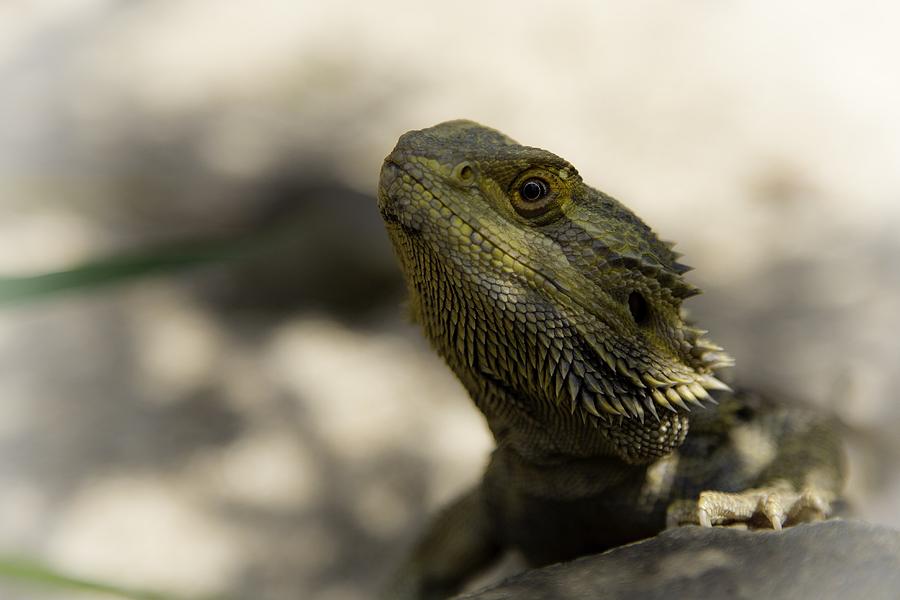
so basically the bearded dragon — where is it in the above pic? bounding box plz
[377,120,845,600]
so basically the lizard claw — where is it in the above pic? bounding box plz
[668,481,833,530]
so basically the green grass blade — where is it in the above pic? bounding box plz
[0,556,188,599]
[0,228,280,306]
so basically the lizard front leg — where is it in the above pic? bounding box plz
[666,392,845,530]
[382,484,502,600]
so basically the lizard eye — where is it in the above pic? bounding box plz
[510,173,562,220]
[520,178,549,202]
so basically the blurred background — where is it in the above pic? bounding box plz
[1,1,899,598]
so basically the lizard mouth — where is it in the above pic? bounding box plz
[377,161,407,223]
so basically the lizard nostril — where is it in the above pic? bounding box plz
[454,162,475,184]
[628,291,650,325]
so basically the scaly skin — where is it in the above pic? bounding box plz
[377,121,845,600]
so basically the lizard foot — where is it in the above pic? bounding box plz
[667,481,833,530]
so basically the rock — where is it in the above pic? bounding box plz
[456,520,900,600]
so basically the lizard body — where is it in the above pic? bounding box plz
[377,121,845,599]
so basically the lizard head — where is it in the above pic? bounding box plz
[378,120,733,463]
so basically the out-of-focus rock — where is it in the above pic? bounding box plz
[457,520,900,600]
[190,176,404,319]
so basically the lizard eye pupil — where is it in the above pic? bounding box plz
[628,291,650,325]
[520,178,549,202]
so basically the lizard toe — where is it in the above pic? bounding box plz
[669,481,834,530]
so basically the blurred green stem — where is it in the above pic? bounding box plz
[0,226,287,306]
[0,556,191,599]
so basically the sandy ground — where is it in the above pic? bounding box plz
[1,2,899,598]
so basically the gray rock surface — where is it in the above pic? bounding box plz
[457,520,900,600]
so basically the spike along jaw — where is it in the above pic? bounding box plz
[378,120,734,465]
[517,173,735,464]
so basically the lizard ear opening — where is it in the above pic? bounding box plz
[628,291,650,325]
